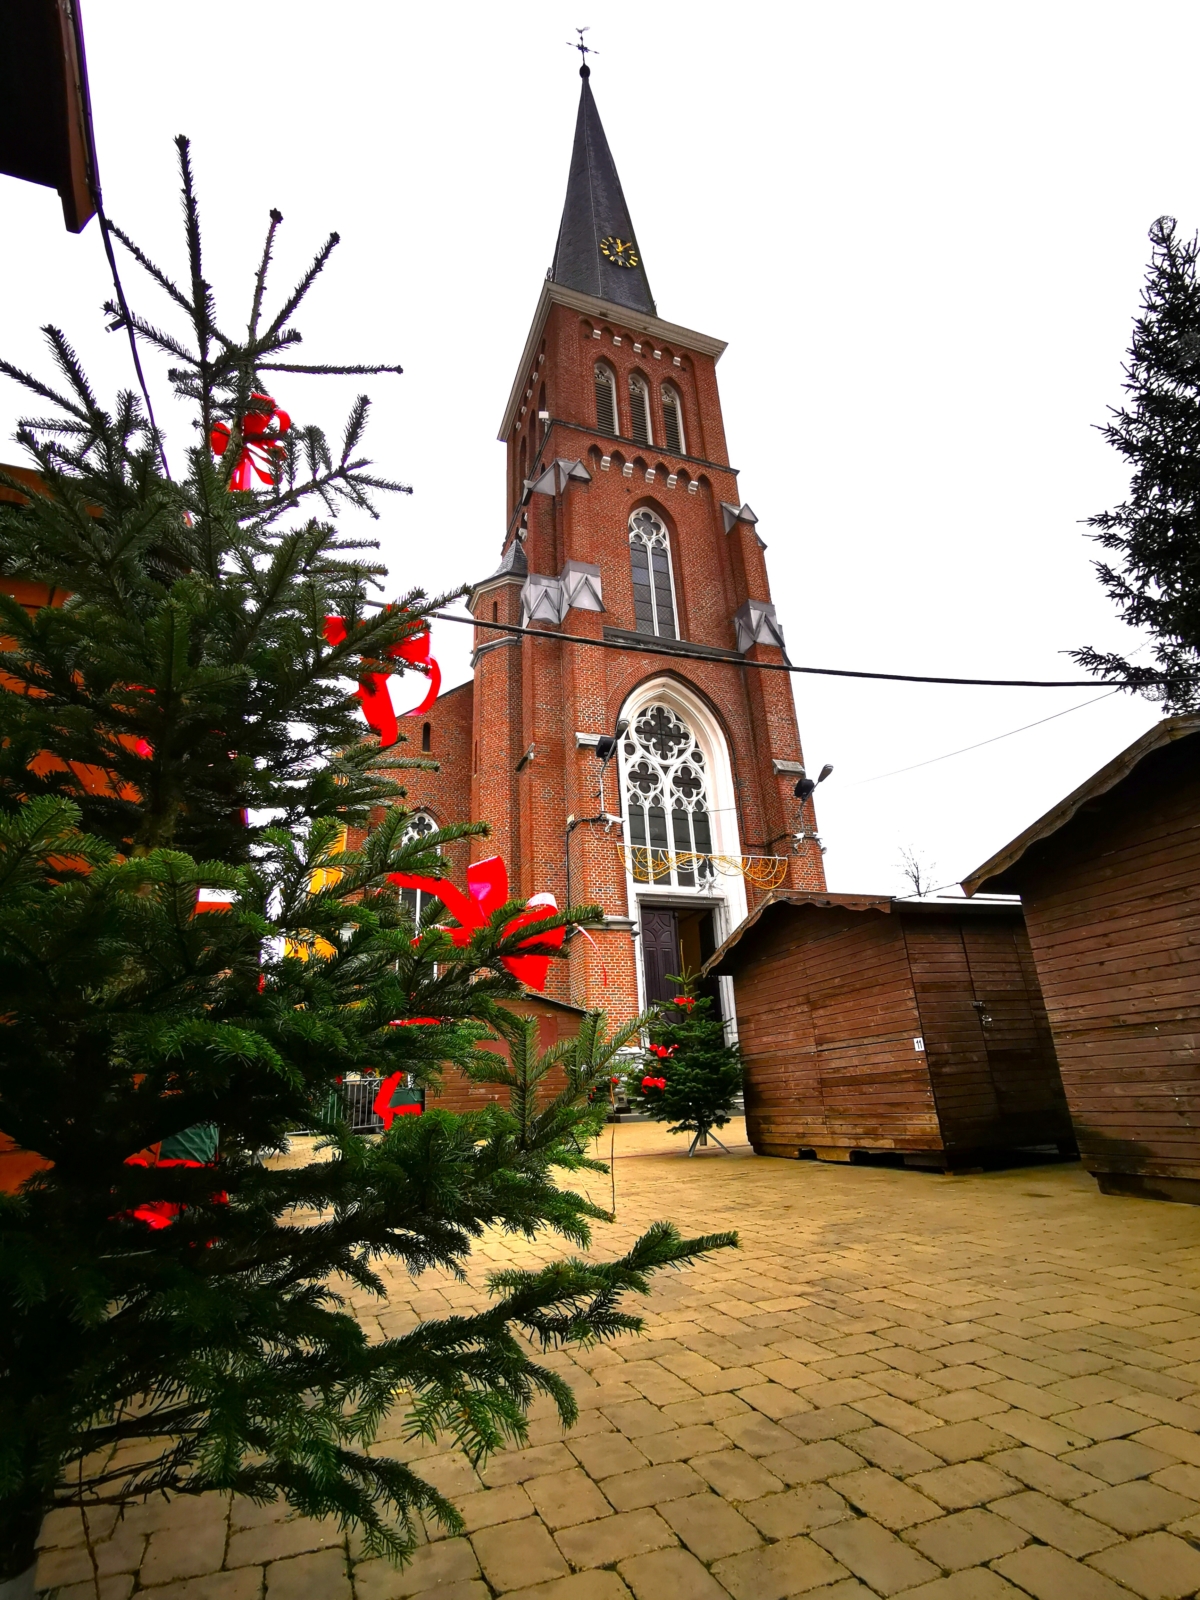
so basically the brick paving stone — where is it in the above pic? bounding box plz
[843,1425,944,1475]
[448,1483,536,1533]
[899,1570,1024,1599]
[921,1389,1012,1424]
[554,1509,676,1569]
[1086,1530,1200,1599]
[710,1533,850,1599]
[567,1432,648,1479]
[525,1469,612,1530]
[907,1460,1021,1509]
[264,1549,350,1600]
[714,1411,798,1456]
[1073,1481,1199,1536]
[993,1544,1139,1599]
[482,1443,578,1486]
[1063,1439,1180,1484]
[52,1579,136,1600]
[987,1446,1107,1500]
[827,1466,943,1529]
[617,1546,729,1599]
[123,1573,264,1600]
[1063,1404,1151,1441]
[736,1383,813,1419]
[780,1405,871,1441]
[904,1507,1028,1569]
[911,1421,1016,1462]
[226,1515,343,1566]
[740,1484,850,1539]
[760,1439,866,1485]
[471,1518,569,1591]
[139,1516,229,1586]
[690,1449,784,1500]
[601,1461,705,1511]
[991,1488,1123,1557]
[662,1394,749,1429]
[354,1538,480,1599]
[502,1575,632,1600]
[641,1426,727,1463]
[849,1393,946,1435]
[657,1493,761,1561]
[811,1516,940,1595]
[1130,1425,1200,1467]
[1151,1461,1200,1499]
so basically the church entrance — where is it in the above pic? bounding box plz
[639,904,718,1006]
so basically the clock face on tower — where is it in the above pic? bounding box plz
[600,235,640,269]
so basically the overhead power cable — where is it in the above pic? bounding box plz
[430,611,1121,690]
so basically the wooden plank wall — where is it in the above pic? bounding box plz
[735,906,942,1157]
[1019,754,1200,1186]
[905,913,1071,1156]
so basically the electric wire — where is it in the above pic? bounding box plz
[432,610,1120,690]
[849,689,1123,786]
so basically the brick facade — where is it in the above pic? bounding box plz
[387,291,825,1029]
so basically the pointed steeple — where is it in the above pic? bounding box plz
[550,65,656,317]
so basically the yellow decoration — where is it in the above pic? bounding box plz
[613,842,788,891]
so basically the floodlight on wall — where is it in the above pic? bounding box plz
[793,762,834,804]
[594,718,630,763]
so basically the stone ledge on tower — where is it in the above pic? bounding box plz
[521,560,604,626]
[734,598,786,654]
[720,500,758,533]
[526,457,592,497]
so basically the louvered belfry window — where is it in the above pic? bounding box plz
[629,376,652,446]
[594,364,616,434]
[661,386,684,455]
[629,509,677,639]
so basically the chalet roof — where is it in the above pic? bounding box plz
[704,890,1023,977]
[962,713,1200,897]
[550,67,656,317]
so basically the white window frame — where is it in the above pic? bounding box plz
[399,811,439,925]
[628,507,678,640]
[661,383,686,456]
[628,374,653,446]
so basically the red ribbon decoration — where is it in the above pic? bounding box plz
[388,855,564,992]
[323,615,442,749]
[647,1044,677,1059]
[373,1071,424,1129]
[671,996,697,1011]
[641,1076,667,1091]
[121,1152,227,1230]
[211,393,291,491]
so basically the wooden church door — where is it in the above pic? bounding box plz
[641,907,681,1005]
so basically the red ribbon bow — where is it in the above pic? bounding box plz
[323,614,441,749]
[388,855,564,991]
[210,393,291,491]
[373,1071,424,1129]
[671,995,697,1010]
[641,1076,667,1091]
[648,1044,677,1059]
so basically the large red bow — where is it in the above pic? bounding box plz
[211,393,291,491]
[323,615,441,749]
[373,1071,424,1129]
[388,855,564,991]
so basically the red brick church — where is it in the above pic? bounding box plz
[392,62,825,1025]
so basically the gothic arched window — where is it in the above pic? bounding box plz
[629,375,652,445]
[594,363,617,435]
[629,508,677,639]
[399,811,438,925]
[661,384,685,456]
[622,704,715,888]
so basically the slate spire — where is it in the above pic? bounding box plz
[550,65,656,316]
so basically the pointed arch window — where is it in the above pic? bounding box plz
[661,384,685,456]
[622,704,715,889]
[398,811,438,925]
[629,375,652,445]
[629,508,677,639]
[594,363,617,434]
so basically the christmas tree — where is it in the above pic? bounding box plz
[0,140,734,1578]
[631,980,743,1155]
[1074,215,1200,709]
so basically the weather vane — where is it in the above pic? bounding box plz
[568,27,597,69]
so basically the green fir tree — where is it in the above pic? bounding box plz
[1074,215,1200,709]
[0,141,734,1578]
[631,980,743,1155]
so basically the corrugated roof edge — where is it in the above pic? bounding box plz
[702,890,1023,978]
[961,712,1200,898]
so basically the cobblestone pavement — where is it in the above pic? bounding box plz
[35,1121,1200,1600]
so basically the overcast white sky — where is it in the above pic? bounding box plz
[3,0,1190,894]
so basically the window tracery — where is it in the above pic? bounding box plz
[622,704,715,889]
[399,811,438,924]
[628,508,677,639]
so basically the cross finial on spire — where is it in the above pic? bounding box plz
[568,26,596,77]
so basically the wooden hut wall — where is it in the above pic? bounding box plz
[903,913,1071,1156]
[1014,749,1200,1195]
[736,905,942,1158]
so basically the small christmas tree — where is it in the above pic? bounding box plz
[631,980,743,1155]
[1073,215,1200,709]
[0,142,734,1578]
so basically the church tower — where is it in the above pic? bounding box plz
[402,61,826,1022]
